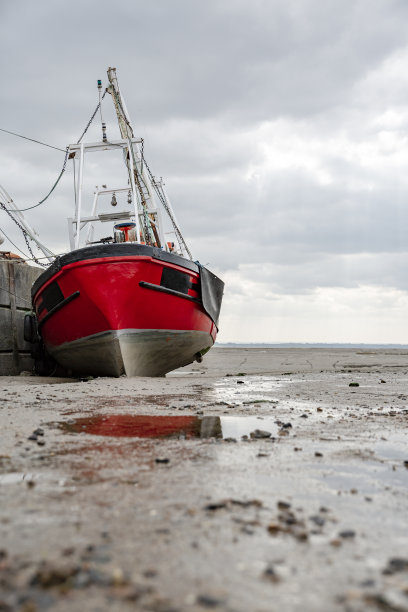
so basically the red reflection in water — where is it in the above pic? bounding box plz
[61,414,204,439]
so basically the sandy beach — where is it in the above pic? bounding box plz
[1,347,408,611]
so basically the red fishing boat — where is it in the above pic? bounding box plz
[25,68,223,377]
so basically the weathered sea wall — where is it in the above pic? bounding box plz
[0,257,42,375]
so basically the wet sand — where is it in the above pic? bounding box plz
[1,347,408,611]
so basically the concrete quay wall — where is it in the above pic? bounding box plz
[0,259,42,375]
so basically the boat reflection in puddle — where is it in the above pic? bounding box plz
[59,415,278,440]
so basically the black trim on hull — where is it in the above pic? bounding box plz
[38,291,80,330]
[139,281,200,303]
[32,243,199,298]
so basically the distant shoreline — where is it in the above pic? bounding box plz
[215,342,408,349]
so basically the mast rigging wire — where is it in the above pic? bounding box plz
[0,203,49,266]
[0,226,30,260]
[0,127,66,152]
[1,88,108,214]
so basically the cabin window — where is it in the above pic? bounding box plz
[160,268,192,295]
[37,282,64,315]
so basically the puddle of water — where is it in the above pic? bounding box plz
[212,375,283,404]
[312,460,408,494]
[0,472,37,485]
[57,414,279,440]
[374,433,408,462]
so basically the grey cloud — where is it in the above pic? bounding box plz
[1,0,408,320]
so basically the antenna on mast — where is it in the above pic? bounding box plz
[97,80,107,143]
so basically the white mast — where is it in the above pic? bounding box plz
[107,67,165,248]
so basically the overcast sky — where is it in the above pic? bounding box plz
[1,0,408,344]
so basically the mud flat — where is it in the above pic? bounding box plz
[1,347,408,612]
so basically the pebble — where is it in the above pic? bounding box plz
[155,458,170,464]
[263,564,281,583]
[277,501,291,510]
[309,515,325,527]
[196,594,225,608]
[383,557,408,574]
[204,502,227,511]
[250,429,272,439]
[338,529,356,539]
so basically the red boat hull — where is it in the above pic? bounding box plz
[31,244,223,377]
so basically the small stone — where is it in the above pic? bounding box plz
[155,458,170,464]
[33,428,44,436]
[143,568,158,578]
[380,380,386,384]
[236,380,245,385]
[277,501,291,510]
[300,414,308,418]
[111,567,126,586]
[250,429,272,439]
[223,437,237,443]
[267,522,285,535]
[309,515,325,527]
[315,451,323,457]
[349,382,359,387]
[339,529,356,539]
[204,502,227,511]
[263,565,281,583]
[403,461,408,469]
[360,579,376,587]
[196,594,224,608]
[30,564,76,588]
[294,530,308,542]
[27,434,37,441]
[282,422,292,429]
[383,558,408,574]
[37,440,46,446]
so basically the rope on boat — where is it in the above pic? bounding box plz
[1,88,108,215]
[141,149,193,260]
[76,89,107,144]
[0,89,109,260]
[0,206,48,266]
[7,147,70,213]
[0,127,66,152]
[0,225,30,260]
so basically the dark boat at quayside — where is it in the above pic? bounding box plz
[24,67,224,377]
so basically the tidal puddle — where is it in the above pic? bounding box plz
[212,375,283,404]
[58,414,279,440]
